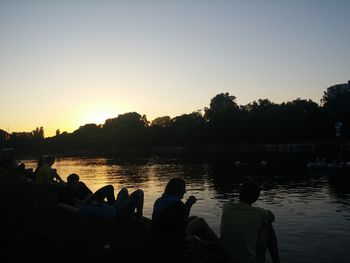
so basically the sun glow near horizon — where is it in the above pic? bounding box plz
[77,105,120,128]
[1,1,350,139]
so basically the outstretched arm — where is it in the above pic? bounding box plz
[52,169,65,183]
[267,223,280,263]
[184,195,197,218]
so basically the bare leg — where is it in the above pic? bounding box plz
[116,187,129,203]
[186,217,219,243]
[92,185,115,205]
[129,189,144,217]
[117,189,144,219]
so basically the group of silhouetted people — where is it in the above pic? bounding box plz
[151,178,280,263]
[28,155,280,263]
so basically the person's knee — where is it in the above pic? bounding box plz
[187,217,205,230]
[193,217,205,225]
[135,189,144,198]
[120,187,128,194]
[106,184,114,191]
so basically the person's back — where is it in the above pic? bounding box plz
[36,155,65,188]
[221,202,273,263]
[152,178,188,263]
[152,194,187,241]
[220,182,279,263]
[35,163,52,185]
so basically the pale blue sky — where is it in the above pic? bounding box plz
[1,0,349,136]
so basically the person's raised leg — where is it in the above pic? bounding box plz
[128,189,144,218]
[116,187,129,204]
[92,184,115,205]
[186,217,219,243]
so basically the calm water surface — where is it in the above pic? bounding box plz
[24,157,350,263]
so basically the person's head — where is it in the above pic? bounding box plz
[67,173,80,188]
[164,177,186,199]
[44,155,55,166]
[239,182,261,205]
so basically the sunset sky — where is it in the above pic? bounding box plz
[1,0,349,137]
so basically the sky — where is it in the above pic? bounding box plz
[1,0,349,137]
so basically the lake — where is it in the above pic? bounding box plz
[23,156,350,263]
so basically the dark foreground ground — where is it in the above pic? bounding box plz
[0,170,221,263]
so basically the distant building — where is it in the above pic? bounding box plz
[0,129,10,142]
[326,80,350,98]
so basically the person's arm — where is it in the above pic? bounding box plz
[266,210,279,262]
[267,223,280,263]
[51,169,65,183]
[184,195,197,218]
[267,210,275,222]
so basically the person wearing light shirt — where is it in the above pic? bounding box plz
[220,182,280,263]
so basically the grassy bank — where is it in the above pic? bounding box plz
[0,170,220,263]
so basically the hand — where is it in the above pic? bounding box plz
[186,195,197,206]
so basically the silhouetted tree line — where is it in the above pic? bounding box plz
[1,81,350,154]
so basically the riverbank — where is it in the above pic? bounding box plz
[0,170,221,263]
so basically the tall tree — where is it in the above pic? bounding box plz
[204,93,240,142]
[321,81,350,137]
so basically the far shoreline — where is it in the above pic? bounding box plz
[13,139,350,165]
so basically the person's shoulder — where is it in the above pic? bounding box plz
[223,201,251,210]
[78,181,92,191]
[78,181,87,187]
[253,206,275,221]
[223,202,238,210]
[36,164,50,177]
[223,202,274,219]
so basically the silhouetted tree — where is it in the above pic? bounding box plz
[149,116,173,146]
[204,92,240,142]
[321,81,350,137]
[4,81,350,155]
[151,116,171,128]
[103,112,149,149]
[71,123,103,149]
[171,111,205,145]
[204,92,239,122]
[240,99,279,141]
[32,127,44,139]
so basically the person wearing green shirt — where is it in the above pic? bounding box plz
[36,155,65,187]
[220,182,280,263]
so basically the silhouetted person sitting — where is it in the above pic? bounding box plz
[152,177,219,263]
[60,173,144,222]
[0,149,26,172]
[59,173,115,206]
[35,155,65,188]
[31,156,44,182]
[220,182,280,263]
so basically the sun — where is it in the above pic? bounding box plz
[79,107,117,126]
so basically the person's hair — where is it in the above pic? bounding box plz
[239,182,261,204]
[163,177,186,197]
[67,173,79,183]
